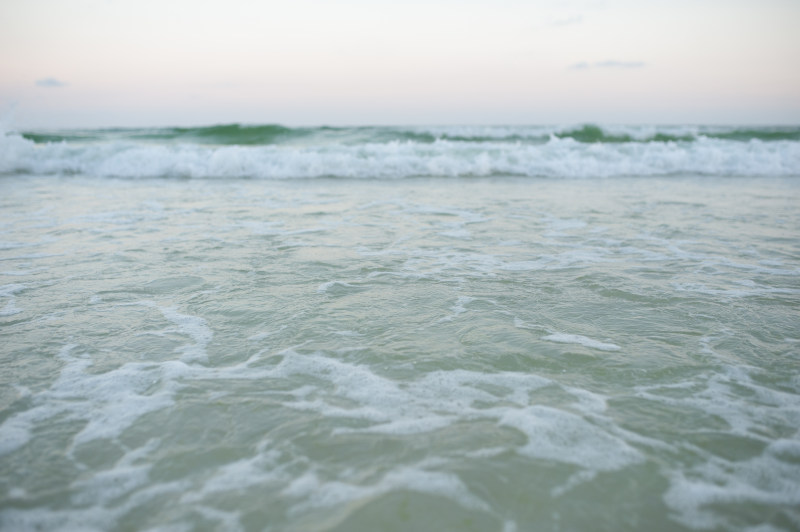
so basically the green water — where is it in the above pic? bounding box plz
[17,124,800,147]
[1,175,799,531]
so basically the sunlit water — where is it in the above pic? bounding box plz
[1,174,799,531]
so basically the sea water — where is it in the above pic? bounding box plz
[1,125,799,531]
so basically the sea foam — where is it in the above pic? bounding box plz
[2,128,799,179]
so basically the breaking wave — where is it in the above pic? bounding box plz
[2,124,799,179]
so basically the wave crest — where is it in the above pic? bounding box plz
[2,125,799,179]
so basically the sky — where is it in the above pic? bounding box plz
[1,0,799,128]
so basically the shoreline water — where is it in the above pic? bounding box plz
[1,129,799,530]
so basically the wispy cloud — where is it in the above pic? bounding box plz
[595,60,645,68]
[569,60,646,70]
[551,15,584,27]
[35,77,68,88]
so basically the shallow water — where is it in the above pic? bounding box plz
[1,175,799,531]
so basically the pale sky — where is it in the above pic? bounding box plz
[1,0,799,128]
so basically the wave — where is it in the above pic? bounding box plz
[19,124,301,146]
[2,124,799,179]
[14,124,800,146]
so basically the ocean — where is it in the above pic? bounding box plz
[1,124,799,531]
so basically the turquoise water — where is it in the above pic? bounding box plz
[1,126,800,531]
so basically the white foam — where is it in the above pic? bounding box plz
[637,362,800,439]
[157,306,213,363]
[3,130,799,179]
[499,406,640,470]
[283,465,490,517]
[542,333,621,352]
[0,342,639,527]
[628,345,800,528]
[128,301,213,363]
[0,473,193,532]
[0,344,181,456]
[70,439,160,507]
[258,352,640,483]
[664,449,800,530]
[180,444,283,504]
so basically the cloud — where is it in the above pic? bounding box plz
[569,60,646,70]
[35,78,67,88]
[551,15,584,27]
[595,60,646,69]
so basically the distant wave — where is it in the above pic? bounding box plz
[2,124,799,179]
[16,124,800,146]
[19,124,301,146]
